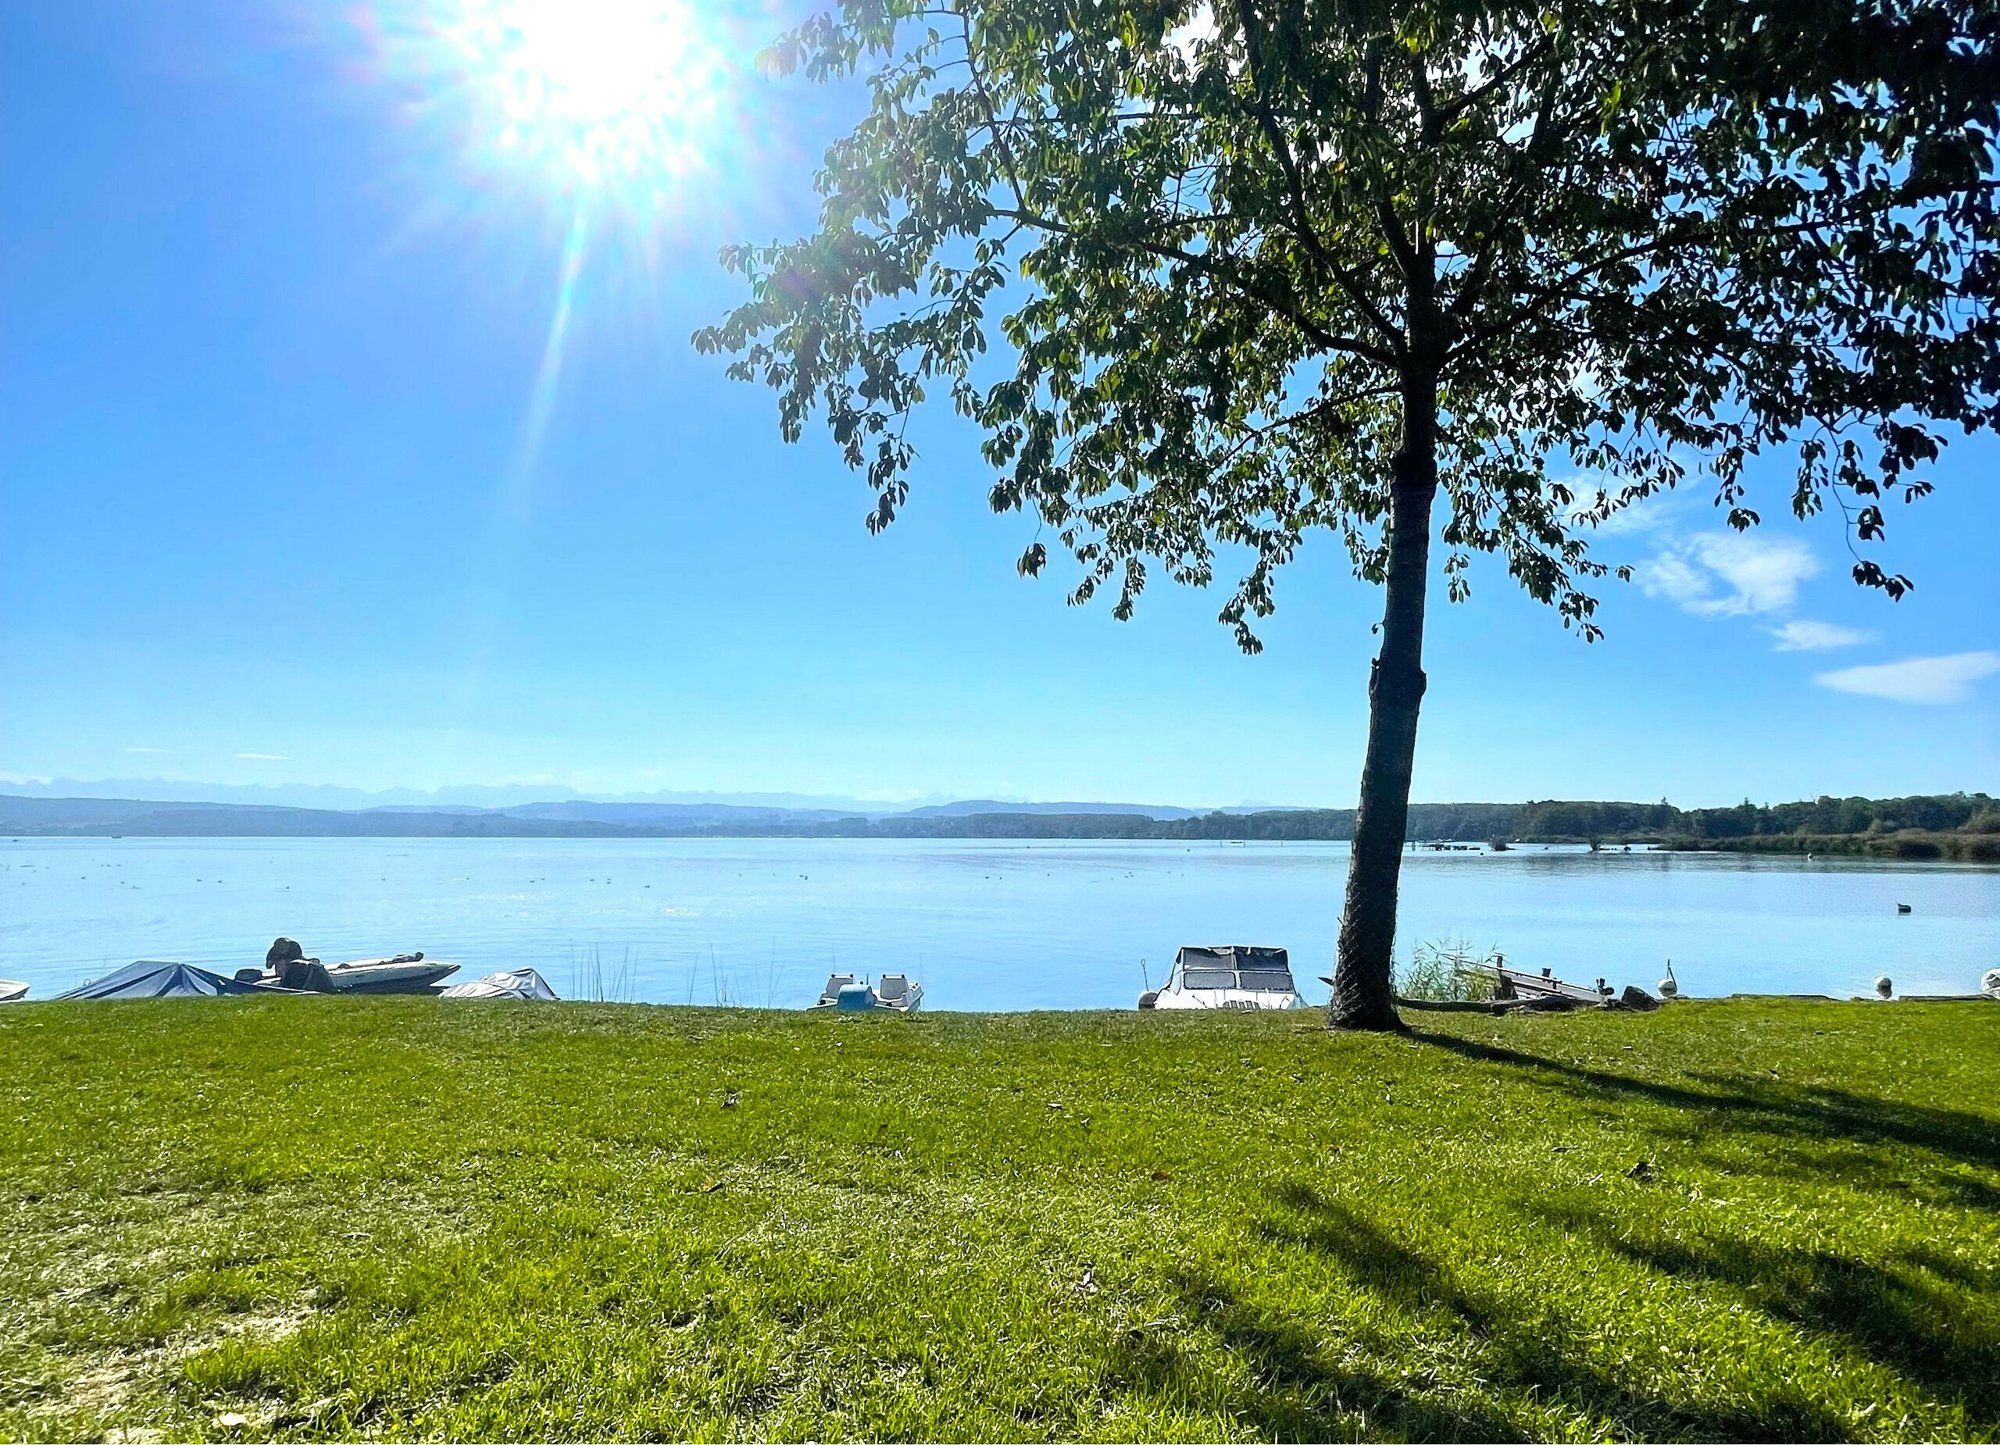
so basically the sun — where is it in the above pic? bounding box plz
[382,0,732,207]
[463,0,721,186]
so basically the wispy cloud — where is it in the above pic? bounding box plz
[1562,486,1668,538]
[120,746,171,755]
[232,752,291,762]
[1639,532,1819,617]
[1766,620,1876,652]
[1815,651,2000,705]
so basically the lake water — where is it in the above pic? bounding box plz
[1,837,1993,1007]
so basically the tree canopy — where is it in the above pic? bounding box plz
[699,0,1996,642]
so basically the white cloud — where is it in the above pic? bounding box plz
[1814,651,2000,705]
[1560,484,1667,538]
[232,752,291,762]
[1638,551,1712,609]
[1167,3,1218,57]
[120,746,171,755]
[1766,620,1876,652]
[1692,533,1818,615]
[1639,532,1818,617]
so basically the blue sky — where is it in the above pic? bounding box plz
[3,0,1995,810]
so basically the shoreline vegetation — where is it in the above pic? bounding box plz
[1660,830,2000,863]
[3,791,1996,861]
[3,999,1994,1440]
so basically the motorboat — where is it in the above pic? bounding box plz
[244,950,459,995]
[0,979,30,1003]
[1140,946,1305,1011]
[317,953,460,994]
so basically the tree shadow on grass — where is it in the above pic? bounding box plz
[1540,1199,2000,1429]
[1409,1030,2000,1178]
[1239,1183,1850,1442]
[1109,1262,1531,1442]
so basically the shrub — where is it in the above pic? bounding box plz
[1397,938,1501,1002]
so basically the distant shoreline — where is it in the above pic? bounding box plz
[3,791,1995,860]
[1658,831,1999,863]
[5,823,1996,863]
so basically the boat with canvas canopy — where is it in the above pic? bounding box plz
[1140,946,1305,1011]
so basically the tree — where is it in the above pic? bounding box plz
[697,0,1998,1029]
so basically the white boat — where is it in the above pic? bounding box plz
[811,972,865,1008]
[1141,946,1305,1011]
[0,979,28,1003]
[809,971,924,1012]
[318,953,460,994]
[875,973,924,1012]
[248,951,459,995]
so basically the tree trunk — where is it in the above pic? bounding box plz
[1328,368,1439,1032]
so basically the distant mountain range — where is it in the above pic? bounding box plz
[899,799,1202,820]
[0,778,914,814]
[0,792,1236,838]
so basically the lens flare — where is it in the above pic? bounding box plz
[362,0,737,224]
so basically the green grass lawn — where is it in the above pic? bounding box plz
[2,999,1995,1442]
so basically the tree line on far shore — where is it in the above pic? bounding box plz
[7,792,1993,856]
[844,793,1999,844]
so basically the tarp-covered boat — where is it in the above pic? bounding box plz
[441,968,559,1001]
[1141,946,1305,1011]
[57,960,267,1000]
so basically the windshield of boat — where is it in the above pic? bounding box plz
[1237,969,1297,992]
[1180,967,1296,993]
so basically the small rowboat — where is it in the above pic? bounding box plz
[0,979,28,1003]
[1491,961,1611,1004]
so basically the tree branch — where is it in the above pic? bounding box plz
[988,206,1398,365]
[1231,0,1405,354]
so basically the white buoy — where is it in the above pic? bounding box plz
[1875,975,1894,999]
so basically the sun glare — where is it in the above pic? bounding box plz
[462,0,721,186]
[372,0,734,214]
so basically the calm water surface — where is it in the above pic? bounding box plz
[1,837,1992,1006]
